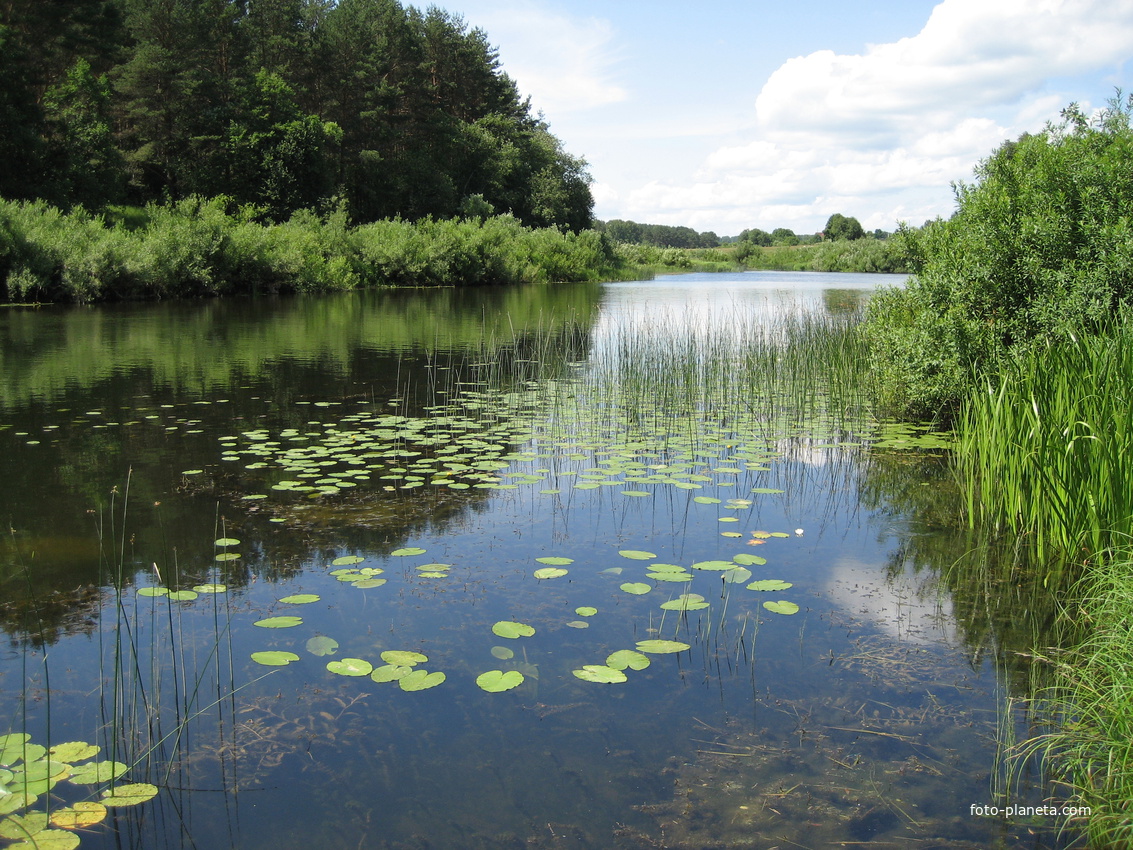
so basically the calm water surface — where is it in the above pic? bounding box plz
[0,271,1070,849]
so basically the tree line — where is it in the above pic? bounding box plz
[0,0,593,230]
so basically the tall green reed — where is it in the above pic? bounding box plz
[956,323,1133,562]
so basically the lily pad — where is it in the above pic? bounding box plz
[192,583,228,593]
[50,801,108,829]
[750,487,785,494]
[214,552,241,562]
[391,547,426,556]
[565,621,589,628]
[732,553,767,566]
[491,621,535,639]
[722,567,753,583]
[67,760,128,784]
[762,600,800,615]
[214,537,241,547]
[100,783,159,807]
[691,560,735,570]
[575,607,598,616]
[533,567,568,579]
[490,646,514,660]
[0,813,49,840]
[619,582,651,595]
[251,651,301,667]
[747,579,793,591]
[279,594,320,604]
[327,658,373,676]
[47,742,99,763]
[636,639,691,654]
[606,650,650,671]
[535,556,573,566]
[380,650,427,666]
[475,670,524,692]
[5,828,80,849]
[572,665,627,684]
[618,550,656,560]
[331,555,364,566]
[306,635,339,656]
[253,616,302,629]
[136,587,168,597]
[351,578,387,588]
[166,590,198,602]
[370,665,411,682]
[398,670,446,691]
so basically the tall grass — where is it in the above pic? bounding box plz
[1018,552,1133,847]
[956,322,1133,561]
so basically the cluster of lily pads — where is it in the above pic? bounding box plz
[0,733,157,850]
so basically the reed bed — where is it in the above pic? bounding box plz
[956,323,1133,561]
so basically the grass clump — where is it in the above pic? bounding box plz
[1022,553,1133,847]
[957,320,1133,561]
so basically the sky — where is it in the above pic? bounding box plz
[429,0,1133,237]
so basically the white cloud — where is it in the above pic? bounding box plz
[617,0,1133,233]
[456,1,627,115]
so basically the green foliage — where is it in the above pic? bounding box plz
[823,213,864,241]
[957,318,1133,561]
[863,95,1133,418]
[733,238,907,275]
[599,219,720,249]
[0,0,593,230]
[0,198,622,302]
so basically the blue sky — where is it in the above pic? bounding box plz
[432,0,1133,237]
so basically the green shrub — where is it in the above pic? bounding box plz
[864,95,1133,417]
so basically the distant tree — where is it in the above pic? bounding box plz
[824,213,865,241]
[739,227,771,246]
[771,227,798,246]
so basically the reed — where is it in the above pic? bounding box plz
[956,321,1133,561]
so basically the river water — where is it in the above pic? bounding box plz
[0,271,1071,849]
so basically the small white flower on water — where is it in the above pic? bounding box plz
[794,528,804,536]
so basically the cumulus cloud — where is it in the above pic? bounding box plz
[456,0,627,115]
[622,0,1133,233]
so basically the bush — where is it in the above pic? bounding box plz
[863,95,1133,418]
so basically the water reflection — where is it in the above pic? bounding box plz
[0,272,1073,849]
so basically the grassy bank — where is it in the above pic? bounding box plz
[735,238,909,274]
[0,196,623,303]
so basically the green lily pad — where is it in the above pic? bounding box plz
[67,760,128,784]
[636,639,691,654]
[50,801,108,829]
[331,555,364,566]
[491,621,535,639]
[192,583,228,593]
[575,607,598,616]
[47,742,99,763]
[600,567,623,575]
[572,665,627,683]
[166,590,198,602]
[391,547,426,556]
[0,813,49,840]
[490,646,514,660]
[279,594,320,604]
[370,664,411,682]
[693,496,722,504]
[380,650,427,666]
[732,553,767,566]
[398,670,446,691]
[475,670,524,692]
[722,567,753,583]
[606,650,650,671]
[762,600,800,615]
[136,587,168,597]
[619,582,651,595]
[691,560,735,570]
[214,552,241,562]
[750,487,785,494]
[100,783,159,807]
[327,658,373,676]
[535,556,573,566]
[6,828,80,849]
[618,550,656,560]
[351,578,388,588]
[306,635,339,656]
[660,595,709,611]
[533,567,568,579]
[214,537,241,547]
[565,621,589,628]
[747,579,793,591]
[646,571,693,582]
[251,651,301,667]
[253,616,302,629]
